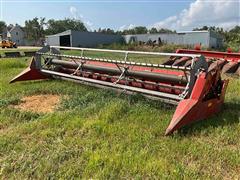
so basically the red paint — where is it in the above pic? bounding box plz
[176,49,240,62]
[85,60,186,77]
[165,70,229,135]
[10,57,48,83]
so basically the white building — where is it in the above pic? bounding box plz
[2,24,25,45]
[124,31,223,49]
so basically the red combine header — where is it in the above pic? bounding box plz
[10,46,229,135]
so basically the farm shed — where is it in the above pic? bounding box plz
[124,31,223,48]
[46,30,123,47]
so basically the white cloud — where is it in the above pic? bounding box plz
[70,6,78,19]
[152,0,240,30]
[119,24,136,31]
[69,6,93,30]
[151,16,178,30]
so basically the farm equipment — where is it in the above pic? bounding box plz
[10,46,229,135]
[0,40,17,48]
[174,48,240,76]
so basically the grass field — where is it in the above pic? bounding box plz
[0,55,240,179]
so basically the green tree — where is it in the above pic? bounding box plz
[158,28,174,33]
[0,21,6,34]
[121,26,174,35]
[45,18,87,35]
[225,26,240,49]
[121,26,148,35]
[105,28,115,34]
[133,26,148,34]
[24,17,46,42]
[193,26,209,31]
[149,27,158,34]
[97,28,115,34]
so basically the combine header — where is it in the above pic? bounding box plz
[174,48,240,76]
[10,46,229,135]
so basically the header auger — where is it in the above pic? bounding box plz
[10,46,228,135]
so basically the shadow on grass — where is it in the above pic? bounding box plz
[118,93,175,110]
[177,101,240,136]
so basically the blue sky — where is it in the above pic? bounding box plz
[1,0,239,31]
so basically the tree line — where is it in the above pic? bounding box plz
[0,17,239,49]
[94,27,175,35]
[0,17,175,41]
[0,18,87,42]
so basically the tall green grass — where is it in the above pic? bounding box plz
[0,58,239,179]
[98,43,191,53]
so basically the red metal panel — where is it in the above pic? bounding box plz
[165,71,229,135]
[10,57,49,83]
[176,49,240,62]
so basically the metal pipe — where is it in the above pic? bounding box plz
[50,45,201,58]
[49,59,188,85]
